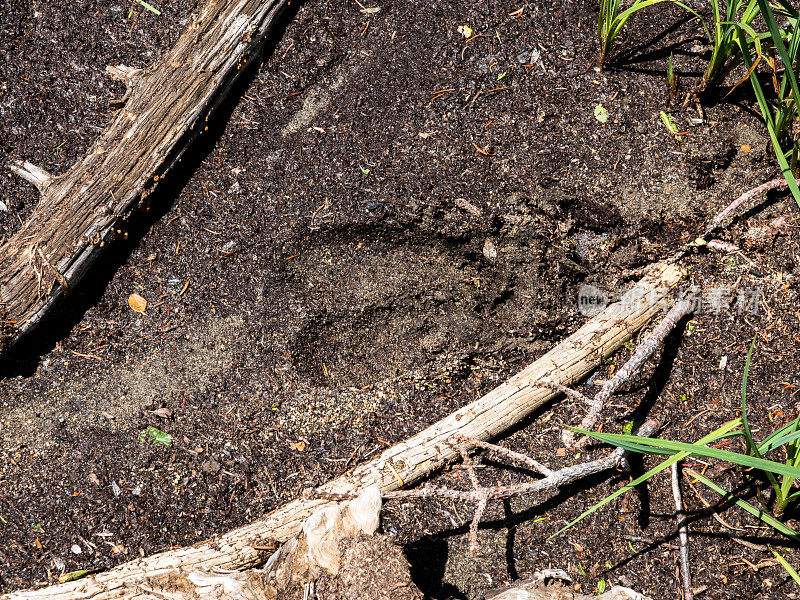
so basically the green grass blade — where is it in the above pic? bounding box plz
[688,469,800,543]
[772,0,800,19]
[574,429,800,480]
[551,420,743,539]
[737,25,800,208]
[742,0,762,23]
[133,0,161,15]
[760,426,800,454]
[757,0,800,112]
[611,0,665,39]
[741,335,759,456]
[772,550,800,584]
[759,413,800,453]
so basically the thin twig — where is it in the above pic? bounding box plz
[706,240,740,254]
[385,421,659,553]
[458,438,554,476]
[665,178,788,265]
[458,446,481,491]
[703,178,787,238]
[532,380,592,405]
[468,497,488,555]
[564,300,694,449]
[671,462,693,600]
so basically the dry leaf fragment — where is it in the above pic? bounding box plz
[152,407,173,418]
[289,440,306,452]
[128,293,147,313]
[88,473,100,485]
[58,569,101,584]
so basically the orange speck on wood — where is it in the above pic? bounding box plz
[741,145,752,152]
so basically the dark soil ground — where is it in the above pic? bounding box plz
[2,0,800,598]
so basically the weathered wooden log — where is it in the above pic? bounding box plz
[0,0,289,354]
[1,262,685,600]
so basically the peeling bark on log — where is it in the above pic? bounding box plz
[1,262,685,600]
[0,0,288,354]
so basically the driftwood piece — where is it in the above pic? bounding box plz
[0,0,289,353]
[1,262,684,600]
[124,487,389,600]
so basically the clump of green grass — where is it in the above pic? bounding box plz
[737,0,800,207]
[598,0,670,67]
[667,53,679,99]
[598,0,706,68]
[738,335,800,517]
[698,0,761,92]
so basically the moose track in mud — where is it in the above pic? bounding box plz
[3,0,800,598]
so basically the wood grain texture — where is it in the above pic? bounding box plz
[0,0,288,353]
[2,263,685,600]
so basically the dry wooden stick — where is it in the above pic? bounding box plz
[460,438,554,476]
[384,420,659,554]
[562,298,695,449]
[0,0,290,355]
[1,263,684,600]
[671,462,693,600]
[703,178,787,238]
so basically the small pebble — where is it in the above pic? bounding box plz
[71,544,82,555]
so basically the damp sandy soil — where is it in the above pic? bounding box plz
[2,0,800,598]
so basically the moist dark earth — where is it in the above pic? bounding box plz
[2,0,800,598]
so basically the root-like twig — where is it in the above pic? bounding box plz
[562,299,694,449]
[671,462,693,600]
[703,178,787,238]
[457,438,554,476]
[664,178,788,266]
[384,421,658,554]
[531,380,592,406]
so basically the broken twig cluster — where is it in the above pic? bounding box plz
[384,421,658,554]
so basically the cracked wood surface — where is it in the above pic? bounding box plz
[0,0,287,353]
[2,262,685,600]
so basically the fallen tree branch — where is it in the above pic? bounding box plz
[671,462,693,600]
[562,298,695,449]
[0,0,290,355]
[384,420,659,554]
[1,262,684,600]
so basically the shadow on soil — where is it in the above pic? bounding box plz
[406,536,468,600]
